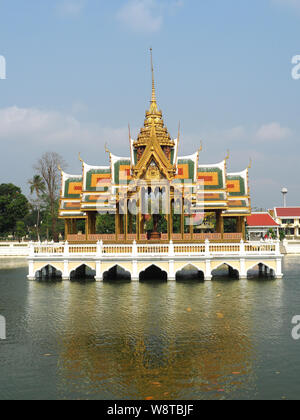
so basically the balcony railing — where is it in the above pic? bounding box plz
[29,239,281,258]
[66,232,243,243]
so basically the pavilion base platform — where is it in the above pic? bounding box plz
[27,240,284,282]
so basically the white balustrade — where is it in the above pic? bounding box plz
[27,240,280,258]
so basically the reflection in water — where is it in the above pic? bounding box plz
[1,262,289,400]
[0,258,27,269]
[27,280,260,400]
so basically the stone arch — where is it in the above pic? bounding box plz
[102,262,133,277]
[34,264,62,280]
[246,261,275,278]
[175,264,204,282]
[211,262,240,279]
[139,264,168,282]
[70,263,96,280]
[69,262,96,273]
[103,265,131,282]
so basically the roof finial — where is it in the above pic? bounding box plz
[198,140,203,154]
[150,47,157,104]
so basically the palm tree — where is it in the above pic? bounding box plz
[28,175,46,241]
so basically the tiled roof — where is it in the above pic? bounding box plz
[227,169,248,197]
[111,155,132,185]
[176,152,199,183]
[274,207,300,218]
[198,160,226,190]
[247,213,279,227]
[83,163,111,191]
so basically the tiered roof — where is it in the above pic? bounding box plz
[59,172,85,218]
[224,168,251,215]
[59,51,251,219]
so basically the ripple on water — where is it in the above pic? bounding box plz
[0,257,299,400]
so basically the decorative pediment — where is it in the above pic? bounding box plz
[132,121,176,181]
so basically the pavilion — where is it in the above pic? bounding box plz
[59,51,251,244]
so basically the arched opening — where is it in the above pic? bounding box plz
[247,263,275,279]
[103,265,131,282]
[211,263,239,280]
[35,265,62,282]
[70,264,96,281]
[176,264,204,282]
[139,265,168,282]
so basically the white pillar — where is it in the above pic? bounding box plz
[132,260,138,282]
[240,258,247,279]
[64,241,69,258]
[95,261,103,282]
[63,260,69,281]
[132,241,138,258]
[240,239,246,256]
[27,260,35,281]
[275,239,281,256]
[169,260,175,281]
[168,240,175,257]
[205,239,211,258]
[29,242,35,258]
[96,240,103,258]
[205,259,212,281]
[276,258,283,279]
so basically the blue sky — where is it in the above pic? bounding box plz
[0,0,300,208]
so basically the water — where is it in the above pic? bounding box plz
[0,256,300,400]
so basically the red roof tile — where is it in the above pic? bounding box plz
[246,213,279,227]
[275,207,300,218]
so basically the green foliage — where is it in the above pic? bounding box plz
[172,214,181,233]
[279,230,286,241]
[28,175,46,197]
[96,214,115,234]
[268,229,277,240]
[0,184,29,236]
[145,217,153,232]
[224,218,237,233]
[15,221,26,240]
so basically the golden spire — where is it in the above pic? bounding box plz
[134,48,174,149]
[150,48,156,104]
[149,48,158,113]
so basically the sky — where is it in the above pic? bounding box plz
[0,0,300,209]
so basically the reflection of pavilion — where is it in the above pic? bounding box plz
[48,281,259,400]
[59,51,251,244]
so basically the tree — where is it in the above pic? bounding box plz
[15,221,26,241]
[34,152,66,242]
[280,230,285,241]
[28,175,46,241]
[0,184,29,236]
